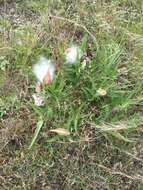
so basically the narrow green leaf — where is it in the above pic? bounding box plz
[81,35,87,52]
[29,120,43,149]
[74,104,84,133]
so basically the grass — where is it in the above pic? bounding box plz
[0,0,143,189]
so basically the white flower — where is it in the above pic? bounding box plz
[65,45,83,64]
[33,56,55,84]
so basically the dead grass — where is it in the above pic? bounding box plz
[0,0,143,189]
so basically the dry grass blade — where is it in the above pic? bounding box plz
[92,122,137,131]
[119,27,143,45]
[97,164,143,182]
[110,145,143,163]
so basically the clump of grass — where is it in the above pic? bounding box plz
[29,37,137,147]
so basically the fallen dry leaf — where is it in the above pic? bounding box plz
[50,128,70,136]
[97,88,107,96]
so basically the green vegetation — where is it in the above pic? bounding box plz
[0,0,143,189]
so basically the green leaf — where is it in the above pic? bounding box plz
[29,120,43,149]
[81,35,87,52]
[74,104,84,133]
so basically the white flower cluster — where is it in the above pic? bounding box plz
[32,45,87,106]
[33,45,84,85]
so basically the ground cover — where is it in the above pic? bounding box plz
[0,0,143,189]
